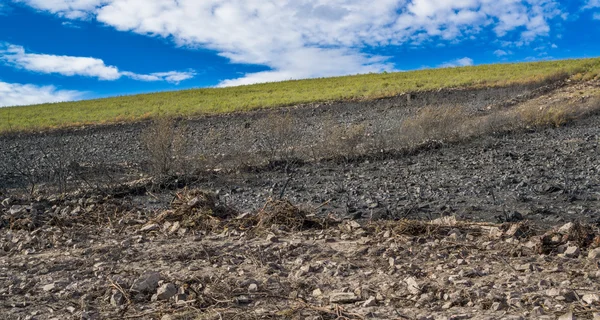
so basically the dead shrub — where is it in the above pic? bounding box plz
[254,112,299,161]
[141,117,188,178]
[397,105,469,147]
[315,121,367,159]
[253,198,334,233]
[145,188,236,232]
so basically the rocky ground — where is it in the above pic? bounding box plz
[1,190,600,320]
[2,79,600,319]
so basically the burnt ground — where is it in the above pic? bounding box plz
[2,79,600,319]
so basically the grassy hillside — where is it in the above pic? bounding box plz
[1,58,600,133]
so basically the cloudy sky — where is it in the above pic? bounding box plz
[1,0,599,107]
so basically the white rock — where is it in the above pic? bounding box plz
[583,293,600,305]
[558,222,574,234]
[42,283,56,292]
[312,288,323,297]
[405,277,421,295]
[558,311,575,320]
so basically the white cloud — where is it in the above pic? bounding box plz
[0,43,195,83]
[0,81,83,107]
[121,71,196,83]
[594,13,600,20]
[17,0,566,85]
[440,57,474,68]
[494,49,511,56]
[584,0,600,9]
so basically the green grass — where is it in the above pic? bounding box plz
[2,58,600,133]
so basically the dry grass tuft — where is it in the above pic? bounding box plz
[397,105,468,147]
[254,198,329,232]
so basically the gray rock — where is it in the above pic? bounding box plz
[329,292,359,304]
[42,283,56,292]
[248,283,258,292]
[588,248,600,260]
[362,296,377,307]
[131,271,161,293]
[558,311,575,320]
[110,292,125,306]
[157,283,177,300]
[140,224,159,232]
[564,246,580,258]
[490,301,506,311]
[175,293,188,304]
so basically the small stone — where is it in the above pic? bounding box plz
[488,227,503,239]
[329,292,359,304]
[558,223,574,234]
[248,283,258,292]
[110,292,125,306]
[442,301,453,309]
[558,311,575,320]
[312,288,323,297]
[42,283,56,292]
[175,294,188,304]
[449,315,470,320]
[383,230,391,238]
[131,271,161,293]
[505,223,527,238]
[300,264,313,273]
[140,224,159,232]
[389,257,396,268]
[405,277,421,295]
[157,283,177,300]
[583,294,600,305]
[71,206,82,215]
[564,246,580,258]
[588,248,600,260]
[546,288,561,297]
[362,296,377,307]
[491,301,506,311]
[266,234,278,243]
[515,263,533,272]
[66,307,76,314]
[168,221,180,234]
[532,306,545,316]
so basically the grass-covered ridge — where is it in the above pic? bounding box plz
[1,58,600,133]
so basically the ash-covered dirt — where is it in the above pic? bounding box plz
[2,79,600,319]
[0,81,555,190]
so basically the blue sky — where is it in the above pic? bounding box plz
[1,0,600,107]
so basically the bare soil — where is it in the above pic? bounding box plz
[2,79,600,320]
